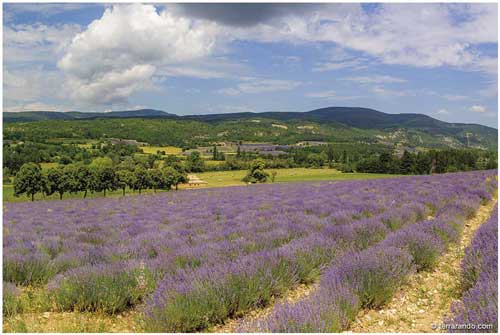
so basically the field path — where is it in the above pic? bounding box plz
[350,198,497,333]
[208,283,318,332]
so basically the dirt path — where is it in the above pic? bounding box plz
[208,283,318,333]
[350,199,497,333]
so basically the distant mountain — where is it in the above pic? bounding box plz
[188,106,497,137]
[3,106,497,150]
[4,109,173,122]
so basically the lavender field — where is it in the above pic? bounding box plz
[3,171,498,332]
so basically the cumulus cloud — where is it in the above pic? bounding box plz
[470,105,487,113]
[217,78,302,95]
[58,3,218,104]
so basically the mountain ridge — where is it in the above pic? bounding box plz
[3,107,497,131]
[3,107,497,150]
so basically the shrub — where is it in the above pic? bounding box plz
[3,253,55,286]
[383,226,444,271]
[48,261,153,314]
[447,208,498,332]
[257,281,359,332]
[3,282,23,317]
[334,246,414,308]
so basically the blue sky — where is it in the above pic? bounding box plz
[3,2,498,127]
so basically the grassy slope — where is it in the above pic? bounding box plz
[2,168,400,203]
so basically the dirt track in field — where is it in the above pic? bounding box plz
[350,199,497,333]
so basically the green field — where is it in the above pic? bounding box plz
[3,168,401,203]
[139,146,183,155]
[197,168,401,187]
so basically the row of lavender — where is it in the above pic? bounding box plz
[242,172,497,332]
[3,171,496,332]
[3,174,429,320]
[139,171,496,331]
[447,206,498,333]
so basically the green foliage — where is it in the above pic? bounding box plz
[116,169,136,196]
[3,282,23,317]
[3,254,55,286]
[242,159,269,183]
[90,166,118,197]
[162,166,188,190]
[50,265,153,315]
[132,166,151,194]
[186,151,205,172]
[144,258,301,332]
[14,163,45,201]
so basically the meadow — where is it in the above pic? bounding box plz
[2,168,397,202]
[3,170,497,332]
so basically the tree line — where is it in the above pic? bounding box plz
[355,149,497,175]
[13,160,188,201]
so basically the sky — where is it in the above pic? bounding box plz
[3,2,498,127]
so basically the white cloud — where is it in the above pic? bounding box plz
[159,67,227,79]
[312,59,367,72]
[217,78,302,95]
[58,4,219,104]
[342,75,407,84]
[3,102,69,113]
[470,105,487,113]
[3,23,81,63]
[306,90,362,100]
[372,86,414,97]
[3,68,66,103]
[306,90,337,99]
[224,3,497,74]
[436,108,450,115]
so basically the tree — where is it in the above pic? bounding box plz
[75,164,93,198]
[242,159,269,183]
[186,151,205,172]
[90,166,118,197]
[117,157,136,171]
[133,166,151,194]
[116,169,136,196]
[90,156,114,169]
[213,145,218,160]
[148,169,164,192]
[162,166,188,190]
[415,152,431,175]
[45,167,69,199]
[400,150,416,175]
[14,163,44,201]
[325,145,335,167]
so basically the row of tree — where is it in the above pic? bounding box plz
[14,162,188,201]
[356,149,497,175]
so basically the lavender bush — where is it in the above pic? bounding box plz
[448,207,498,333]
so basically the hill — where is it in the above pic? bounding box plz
[3,107,497,150]
[3,109,173,122]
